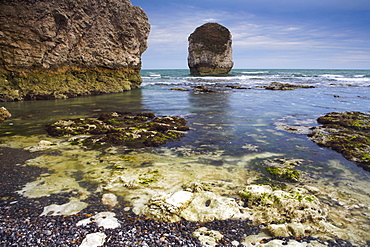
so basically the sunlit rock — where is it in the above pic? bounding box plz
[79,232,107,247]
[180,191,242,222]
[143,190,244,223]
[102,193,118,207]
[188,23,233,75]
[40,199,88,216]
[0,0,150,101]
[192,227,223,247]
[77,212,120,229]
[239,185,327,225]
[0,106,11,123]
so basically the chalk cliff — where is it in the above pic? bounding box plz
[188,23,233,76]
[0,0,150,101]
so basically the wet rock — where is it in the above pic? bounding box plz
[193,86,217,93]
[308,111,370,171]
[239,185,327,225]
[263,82,315,90]
[188,23,233,75]
[263,158,302,183]
[0,106,11,123]
[45,111,189,148]
[25,140,59,152]
[171,87,189,91]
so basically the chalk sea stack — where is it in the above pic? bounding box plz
[0,0,150,101]
[188,23,233,76]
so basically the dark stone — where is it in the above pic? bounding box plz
[263,82,315,90]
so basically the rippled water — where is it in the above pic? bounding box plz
[1,69,370,244]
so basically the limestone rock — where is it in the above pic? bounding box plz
[79,232,107,247]
[192,227,223,247]
[102,193,118,207]
[180,191,242,222]
[0,106,11,123]
[40,199,88,216]
[188,23,233,75]
[143,191,243,223]
[77,211,120,229]
[0,0,150,101]
[239,185,327,225]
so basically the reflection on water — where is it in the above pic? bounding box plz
[1,84,370,245]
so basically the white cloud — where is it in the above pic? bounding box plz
[140,3,370,69]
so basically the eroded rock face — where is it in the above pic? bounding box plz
[188,23,233,76]
[0,0,150,101]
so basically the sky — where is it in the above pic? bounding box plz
[130,0,370,69]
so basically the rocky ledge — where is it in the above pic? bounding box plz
[45,111,190,148]
[308,111,370,171]
[0,0,150,101]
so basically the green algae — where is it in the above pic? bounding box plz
[309,111,370,171]
[0,66,141,101]
[45,112,190,148]
[266,167,301,182]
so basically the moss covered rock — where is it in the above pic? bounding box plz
[308,111,370,171]
[45,112,190,148]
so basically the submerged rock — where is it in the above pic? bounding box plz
[188,23,233,75]
[263,158,302,183]
[45,111,189,148]
[308,111,370,171]
[263,82,315,90]
[0,0,150,101]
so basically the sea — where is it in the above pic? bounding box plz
[1,69,370,244]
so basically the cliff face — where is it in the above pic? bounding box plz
[0,0,150,101]
[188,23,233,76]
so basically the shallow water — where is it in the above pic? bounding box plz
[1,69,370,244]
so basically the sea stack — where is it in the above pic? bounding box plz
[188,23,233,76]
[0,0,150,101]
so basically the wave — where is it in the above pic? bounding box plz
[241,71,269,74]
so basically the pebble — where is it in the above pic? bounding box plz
[0,147,359,247]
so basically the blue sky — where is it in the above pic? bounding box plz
[131,0,370,69]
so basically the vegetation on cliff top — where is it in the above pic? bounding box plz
[188,23,231,54]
